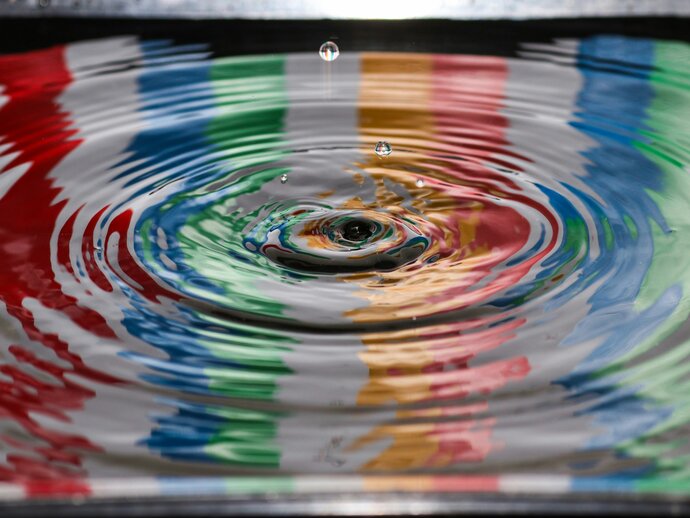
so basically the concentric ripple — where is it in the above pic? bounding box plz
[1,35,690,498]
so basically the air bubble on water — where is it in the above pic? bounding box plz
[375,141,392,157]
[280,174,288,184]
[319,41,340,62]
[416,178,425,188]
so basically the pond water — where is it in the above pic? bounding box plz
[1,34,690,499]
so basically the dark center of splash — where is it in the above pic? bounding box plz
[244,207,430,276]
[339,219,375,243]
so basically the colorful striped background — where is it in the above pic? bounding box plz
[0,35,689,499]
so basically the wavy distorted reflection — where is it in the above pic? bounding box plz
[0,35,689,497]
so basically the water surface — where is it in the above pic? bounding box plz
[1,35,690,499]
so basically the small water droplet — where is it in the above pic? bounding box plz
[416,178,425,188]
[319,41,340,62]
[280,174,288,184]
[375,141,392,157]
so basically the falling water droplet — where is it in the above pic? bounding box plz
[375,141,392,157]
[416,178,425,188]
[280,174,288,184]
[319,41,340,62]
